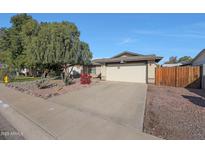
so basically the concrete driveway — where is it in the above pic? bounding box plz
[49,81,147,130]
[0,82,159,139]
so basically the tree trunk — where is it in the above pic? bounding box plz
[29,67,33,77]
[61,64,75,85]
[42,69,49,78]
[69,65,74,79]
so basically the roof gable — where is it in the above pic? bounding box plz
[192,49,205,65]
[111,51,143,58]
[92,51,163,64]
[92,55,163,64]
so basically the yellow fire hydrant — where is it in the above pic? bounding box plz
[3,75,9,85]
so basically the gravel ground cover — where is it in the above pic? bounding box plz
[143,84,205,140]
[6,78,100,99]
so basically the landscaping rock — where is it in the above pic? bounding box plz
[6,78,100,99]
[143,84,205,140]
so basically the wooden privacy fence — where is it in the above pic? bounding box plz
[155,66,201,88]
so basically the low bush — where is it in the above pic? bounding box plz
[80,74,92,84]
[12,76,40,82]
[35,78,57,89]
[63,76,73,86]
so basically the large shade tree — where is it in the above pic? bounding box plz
[31,21,92,78]
[0,14,38,69]
[164,55,193,64]
[177,56,193,63]
[0,28,4,37]
[0,14,92,80]
[164,56,177,64]
[0,28,6,60]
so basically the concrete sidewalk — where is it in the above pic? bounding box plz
[0,84,160,139]
[0,112,24,140]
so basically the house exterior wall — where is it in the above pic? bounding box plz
[95,66,101,76]
[147,61,156,84]
[101,64,107,80]
[89,65,101,77]
[202,64,205,89]
[192,51,205,66]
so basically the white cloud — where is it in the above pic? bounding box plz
[134,30,163,35]
[119,37,137,45]
[134,29,205,39]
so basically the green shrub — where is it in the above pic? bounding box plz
[35,78,57,89]
[12,76,40,82]
[0,68,5,81]
[63,76,73,86]
[48,70,57,78]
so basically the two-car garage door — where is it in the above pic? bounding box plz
[106,63,147,83]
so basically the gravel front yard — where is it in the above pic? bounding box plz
[143,85,205,140]
[6,78,100,99]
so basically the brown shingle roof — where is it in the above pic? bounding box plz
[92,55,163,64]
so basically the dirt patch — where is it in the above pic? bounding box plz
[143,84,205,140]
[6,78,100,99]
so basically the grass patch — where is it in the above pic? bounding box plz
[11,76,41,82]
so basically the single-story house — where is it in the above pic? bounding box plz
[192,49,205,66]
[92,51,162,83]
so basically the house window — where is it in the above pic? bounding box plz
[91,67,96,74]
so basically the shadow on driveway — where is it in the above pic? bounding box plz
[182,95,205,107]
[186,88,205,98]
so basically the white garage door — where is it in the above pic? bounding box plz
[106,63,147,83]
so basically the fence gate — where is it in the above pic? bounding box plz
[155,66,201,88]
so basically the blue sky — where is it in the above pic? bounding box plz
[0,13,205,63]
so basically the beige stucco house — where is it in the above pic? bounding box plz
[92,51,162,83]
[192,49,205,66]
[192,49,205,89]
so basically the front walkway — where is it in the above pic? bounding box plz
[0,83,160,139]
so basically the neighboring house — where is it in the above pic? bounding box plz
[192,49,205,66]
[162,63,183,67]
[160,48,205,67]
[162,61,191,67]
[20,68,29,76]
[192,49,205,89]
[92,51,162,83]
[68,65,83,78]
